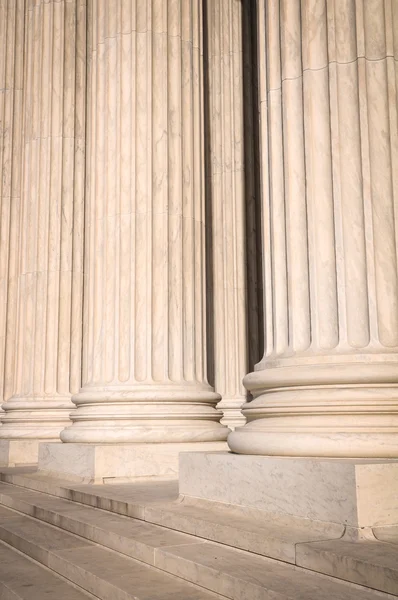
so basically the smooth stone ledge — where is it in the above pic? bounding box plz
[38,442,228,483]
[179,452,398,527]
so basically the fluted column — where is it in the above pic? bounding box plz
[229,0,398,458]
[0,0,86,452]
[0,1,25,414]
[60,0,227,445]
[205,0,247,429]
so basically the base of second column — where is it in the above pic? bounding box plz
[37,441,228,483]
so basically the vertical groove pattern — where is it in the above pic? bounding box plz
[205,0,248,429]
[258,0,398,359]
[229,0,398,458]
[0,1,25,409]
[64,0,227,444]
[0,0,86,441]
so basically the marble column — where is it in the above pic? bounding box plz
[0,0,25,417]
[0,0,86,464]
[229,0,398,458]
[205,0,247,429]
[58,0,227,456]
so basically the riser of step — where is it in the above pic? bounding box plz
[0,502,393,600]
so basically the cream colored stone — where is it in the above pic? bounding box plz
[296,538,398,596]
[0,440,43,467]
[56,0,228,456]
[0,543,97,600]
[230,0,398,458]
[0,476,343,565]
[179,452,398,527]
[206,0,248,430]
[0,507,224,600]
[0,0,86,458]
[0,0,24,415]
[38,441,226,482]
[154,540,386,600]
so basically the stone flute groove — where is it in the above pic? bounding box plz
[229,0,398,458]
[60,0,228,444]
[205,0,247,430]
[0,0,86,451]
[0,0,25,413]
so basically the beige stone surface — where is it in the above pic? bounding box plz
[0,507,224,600]
[0,471,397,597]
[179,452,398,527]
[38,441,227,481]
[0,477,394,599]
[296,538,398,596]
[206,0,248,430]
[0,439,44,466]
[0,477,343,565]
[0,0,86,455]
[154,540,390,600]
[0,541,96,600]
[229,0,398,458]
[0,1,24,416]
[56,0,228,452]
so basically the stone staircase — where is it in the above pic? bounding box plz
[0,469,396,599]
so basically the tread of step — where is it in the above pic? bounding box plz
[0,472,345,563]
[0,540,96,599]
[0,507,223,600]
[0,503,394,600]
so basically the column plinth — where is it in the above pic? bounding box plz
[229,0,398,458]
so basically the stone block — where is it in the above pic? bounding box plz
[179,452,398,527]
[38,442,227,483]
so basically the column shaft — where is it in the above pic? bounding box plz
[229,0,398,457]
[61,0,227,444]
[0,0,86,449]
[0,1,24,412]
[205,0,248,429]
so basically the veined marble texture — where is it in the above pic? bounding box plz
[0,1,25,414]
[230,0,398,458]
[0,0,86,455]
[59,0,228,446]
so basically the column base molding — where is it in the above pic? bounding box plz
[179,452,398,528]
[37,441,228,483]
[234,358,398,457]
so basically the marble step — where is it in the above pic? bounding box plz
[1,472,397,597]
[0,470,344,563]
[296,538,398,597]
[0,540,97,599]
[0,506,223,600]
[0,502,394,600]
[0,482,212,566]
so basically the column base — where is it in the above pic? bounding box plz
[0,439,57,466]
[38,441,228,483]
[179,452,398,527]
